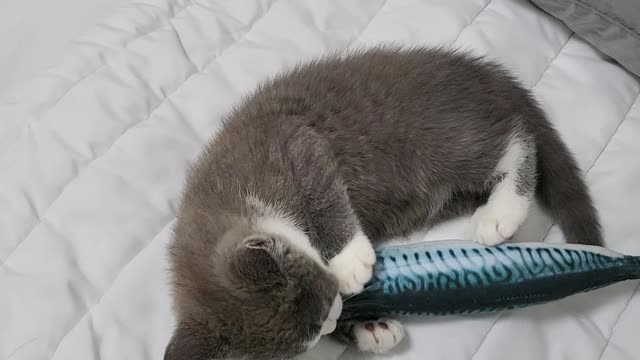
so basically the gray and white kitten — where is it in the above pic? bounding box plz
[164,47,602,360]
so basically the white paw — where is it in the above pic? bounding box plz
[467,195,529,246]
[329,232,376,294]
[355,319,404,353]
[320,294,343,335]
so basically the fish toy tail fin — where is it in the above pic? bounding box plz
[623,256,640,278]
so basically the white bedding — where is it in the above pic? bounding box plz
[1,1,639,359]
[0,0,131,97]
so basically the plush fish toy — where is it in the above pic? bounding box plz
[339,241,640,321]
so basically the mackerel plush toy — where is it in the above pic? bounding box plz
[339,241,640,321]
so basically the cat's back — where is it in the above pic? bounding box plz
[260,47,528,114]
[209,47,536,191]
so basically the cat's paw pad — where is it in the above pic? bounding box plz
[320,294,343,335]
[468,198,528,246]
[354,319,404,353]
[329,232,376,294]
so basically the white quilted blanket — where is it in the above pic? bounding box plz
[2,1,640,359]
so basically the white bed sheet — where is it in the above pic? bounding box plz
[0,0,130,97]
[1,1,639,360]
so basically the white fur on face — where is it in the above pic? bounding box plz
[354,319,405,353]
[467,137,531,245]
[328,230,376,294]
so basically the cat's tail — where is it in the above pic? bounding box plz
[532,114,604,246]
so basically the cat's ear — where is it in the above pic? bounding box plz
[242,234,275,250]
[164,325,216,360]
[232,235,286,286]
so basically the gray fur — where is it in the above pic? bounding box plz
[165,46,603,359]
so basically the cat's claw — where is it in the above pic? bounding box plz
[329,232,376,294]
[354,319,405,353]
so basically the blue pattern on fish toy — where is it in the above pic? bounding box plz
[339,241,640,321]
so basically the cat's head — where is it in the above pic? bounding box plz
[165,212,339,360]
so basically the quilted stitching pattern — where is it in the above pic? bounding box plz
[1,0,639,359]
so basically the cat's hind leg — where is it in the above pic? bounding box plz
[467,135,537,245]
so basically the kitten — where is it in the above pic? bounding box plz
[164,47,602,359]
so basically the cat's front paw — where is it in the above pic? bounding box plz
[329,232,376,294]
[320,294,343,335]
[467,198,528,246]
[354,319,404,353]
